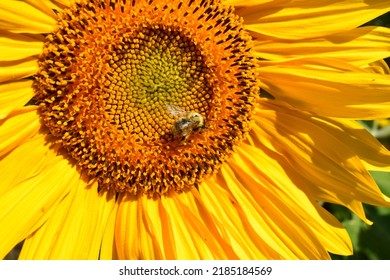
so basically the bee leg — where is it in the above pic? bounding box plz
[178,137,186,146]
[178,134,190,146]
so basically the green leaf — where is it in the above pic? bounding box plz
[359,205,390,259]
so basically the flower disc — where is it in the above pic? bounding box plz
[34,0,260,196]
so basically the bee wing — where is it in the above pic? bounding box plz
[173,119,198,138]
[166,104,187,117]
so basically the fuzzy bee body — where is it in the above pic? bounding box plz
[166,104,205,143]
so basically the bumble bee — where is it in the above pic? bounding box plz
[166,104,205,144]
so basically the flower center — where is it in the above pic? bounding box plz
[106,26,211,141]
[34,0,259,196]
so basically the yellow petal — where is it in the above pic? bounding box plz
[254,26,390,67]
[255,104,390,172]
[364,60,390,75]
[232,145,352,256]
[116,194,166,259]
[0,137,75,259]
[116,190,233,259]
[99,199,119,260]
[258,58,390,119]
[238,0,390,40]
[0,0,56,34]
[201,177,281,259]
[0,106,39,157]
[24,0,59,19]
[51,0,73,8]
[0,80,35,119]
[49,182,115,259]
[0,58,38,83]
[252,100,390,209]
[161,191,229,259]
[189,187,239,259]
[169,189,238,259]
[0,32,44,61]
[309,204,353,256]
[312,118,390,172]
[0,131,57,196]
[227,147,331,259]
[19,190,76,259]
[21,180,116,259]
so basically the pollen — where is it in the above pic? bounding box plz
[34,0,260,196]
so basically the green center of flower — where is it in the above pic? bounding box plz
[33,0,259,196]
[106,26,211,141]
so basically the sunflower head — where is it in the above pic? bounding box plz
[33,0,260,196]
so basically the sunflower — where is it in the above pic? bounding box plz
[1,0,390,260]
